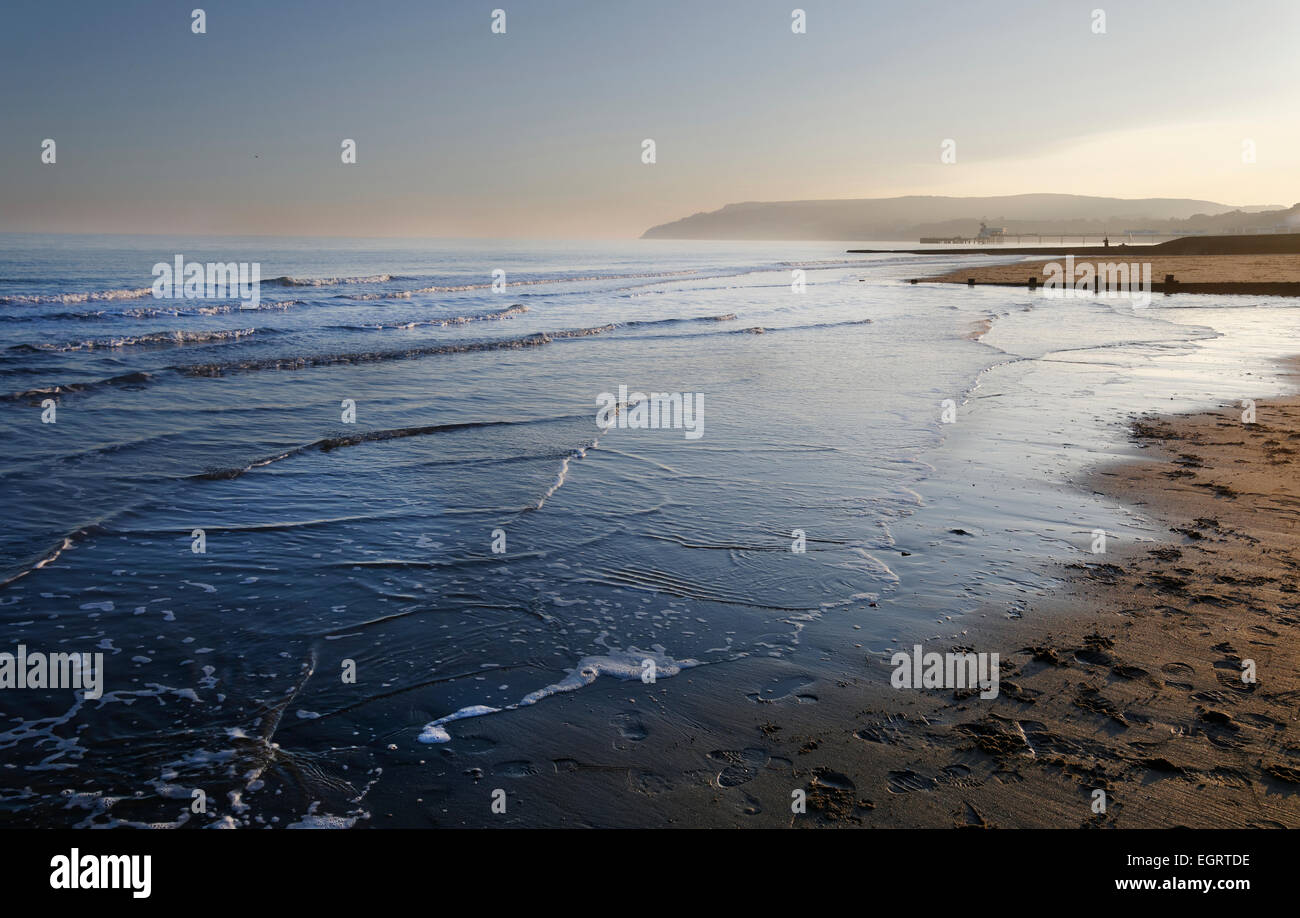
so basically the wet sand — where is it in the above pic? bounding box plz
[772,380,1300,827]
[382,368,1300,827]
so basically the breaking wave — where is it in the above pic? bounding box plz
[0,299,309,322]
[179,325,618,376]
[8,327,267,354]
[326,303,529,330]
[0,286,154,306]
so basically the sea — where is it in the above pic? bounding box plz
[2,233,1298,826]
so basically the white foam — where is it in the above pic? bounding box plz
[418,724,451,744]
[417,704,502,744]
[416,648,696,744]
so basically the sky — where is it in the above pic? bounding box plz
[2,0,1298,238]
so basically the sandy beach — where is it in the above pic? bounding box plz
[917,254,1300,297]
[692,373,1300,827]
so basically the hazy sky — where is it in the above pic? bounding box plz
[2,0,1298,238]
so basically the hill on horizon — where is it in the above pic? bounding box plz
[641,193,1294,241]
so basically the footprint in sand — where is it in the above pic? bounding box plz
[455,735,499,754]
[629,770,674,796]
[1264,764,1300,785]
[887,769,938,794]
[960,801,991,828]
[611,711,648,741]
[716,765,758,788]
[493,760,540,778]
[806,769,873,821]
[1239,712,1285,730]
[855,712,925,745]
[1110,664,1151,681]
[737,792,762,816]
[940,763,982,788]
[709,748,770,788]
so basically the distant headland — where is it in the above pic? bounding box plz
[641,193,1296,242]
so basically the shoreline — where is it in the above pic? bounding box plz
[367,366,1300,827]
[777,374,1300,827]
[912,253,1300,298]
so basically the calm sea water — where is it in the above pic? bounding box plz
[2,234,1298,826]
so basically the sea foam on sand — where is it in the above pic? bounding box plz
[418,648,697,744]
